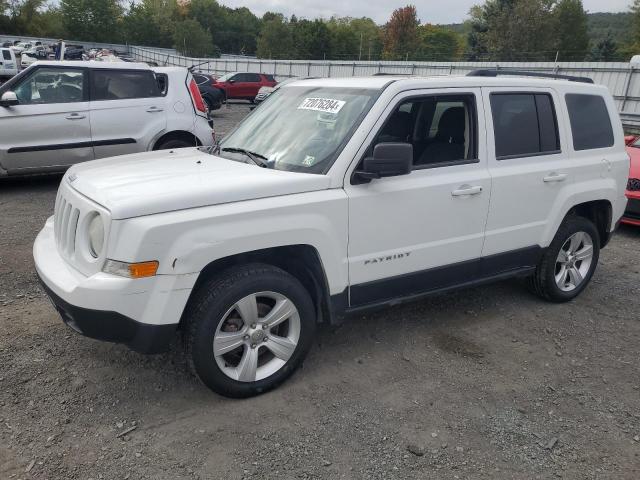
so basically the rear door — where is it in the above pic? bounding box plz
[89,68,166,158]
[0,65,92,172]
[481,87,573,267]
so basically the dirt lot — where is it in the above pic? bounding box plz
[1,103,640,480]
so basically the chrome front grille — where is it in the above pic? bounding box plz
[54,193,80,255]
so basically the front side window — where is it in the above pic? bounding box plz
[245,73,262,82]
[13,67,85,104]
[372,94,477,168]
[490,93,560,159]
[91,70,160,101]
[566,94,614,151]
[219,86,378,174]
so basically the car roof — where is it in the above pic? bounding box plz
[288,74,606,92]
[31,60,152,70]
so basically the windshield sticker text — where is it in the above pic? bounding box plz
[298,97,346,114]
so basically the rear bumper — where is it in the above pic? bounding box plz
[38,275,176,353]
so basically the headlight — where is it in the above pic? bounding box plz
[87,213,104,258]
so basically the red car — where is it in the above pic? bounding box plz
[623,135,640,226]
[211,72,277,102]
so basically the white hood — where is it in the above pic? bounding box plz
[66,148,331,219]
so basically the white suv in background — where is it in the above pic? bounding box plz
[0,61,213,176]
[34,72,628,398]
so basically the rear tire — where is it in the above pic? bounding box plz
[528,216,600,303]
[184,264,316,398]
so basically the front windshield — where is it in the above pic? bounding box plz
[219,86,378,174]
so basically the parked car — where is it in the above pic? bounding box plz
[0,47,18,79]
[254,77,298,103]
[64,45,84,60]
[20,45,49,68]
[211,72,276,102]
[11,42,32,54]
[34,71,628,398]
[0,61,213,176]
[623,135,640,225]
[1,41,13,48]
[192,72,225,111]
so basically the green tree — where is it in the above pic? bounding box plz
[327,17,359,60]
[468,0,557,61]
[554,0,589,61]
[587,32,619,61]
[60,0,123,42]
[292,19,331,59]
[418,24,462,60]
[256,14,293,59]
[382,5,420,60]
[173,18,214,57]
[350,17,383,60]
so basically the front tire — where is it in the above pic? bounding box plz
[528,216,600,303]
[184,264,316,398]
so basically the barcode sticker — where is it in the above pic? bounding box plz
[298,97,346,114]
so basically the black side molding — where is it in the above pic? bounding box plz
[8,138,136,154]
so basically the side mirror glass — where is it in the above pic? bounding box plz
[0,91,19,107]
[354,143,413,183]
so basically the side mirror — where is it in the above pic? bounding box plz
[228,79,235,84]
[354,143,413,183]
[0,91,19,107]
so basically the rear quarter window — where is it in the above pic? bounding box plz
[2,49,12,60]
[565,94,614,151]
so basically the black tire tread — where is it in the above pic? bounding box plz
[183,263,315,397]
[527,215,600,303]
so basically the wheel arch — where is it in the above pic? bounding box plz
[179,245,334,329]
[567,199,613,247]
[152,130,202,150]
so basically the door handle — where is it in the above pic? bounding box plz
[452,185,483,196]
[146,107,164,113]
[65,113,85,120]
[543,172,568,183]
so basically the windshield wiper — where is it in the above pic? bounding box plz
[221,147,272,168]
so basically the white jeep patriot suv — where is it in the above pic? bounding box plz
[34,71,629,397]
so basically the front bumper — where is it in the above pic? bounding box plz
[38,275,176,353]
[622,194,640,226]
[34,216,197,353]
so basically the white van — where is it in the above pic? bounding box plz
[0,48,18,80]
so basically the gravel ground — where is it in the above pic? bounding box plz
[1,103,640,479]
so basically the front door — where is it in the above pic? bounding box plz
[0,65,92,173]
[89,68,166,158]
[345,88,492,308]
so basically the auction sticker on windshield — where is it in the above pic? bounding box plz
[298,97,346,114]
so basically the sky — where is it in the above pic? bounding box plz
[220,0,633,24]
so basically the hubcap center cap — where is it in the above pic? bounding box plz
[250,329,266,343]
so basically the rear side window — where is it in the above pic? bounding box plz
[91,69,160,101]
[2,49,11,60]
[490,93,560,159]
[566,94,614,150]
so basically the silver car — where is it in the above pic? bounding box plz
[0,61,214,176]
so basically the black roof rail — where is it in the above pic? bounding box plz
[467,69,594,84]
